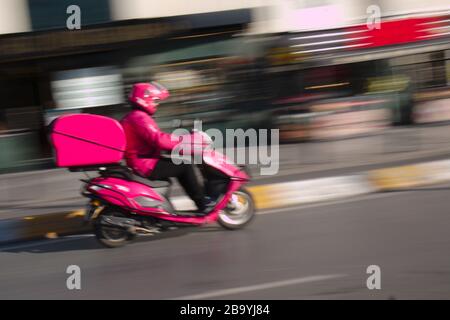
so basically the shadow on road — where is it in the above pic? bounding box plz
[0,225,224,254]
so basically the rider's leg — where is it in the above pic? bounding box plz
[148,159,206,211]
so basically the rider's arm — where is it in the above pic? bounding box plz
[138,119,181,151]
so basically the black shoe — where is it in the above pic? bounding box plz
[197,196,217,215]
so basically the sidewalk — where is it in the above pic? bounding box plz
[2,124,450,219]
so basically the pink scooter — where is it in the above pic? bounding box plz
[50,114,255,247]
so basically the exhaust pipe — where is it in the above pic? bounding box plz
[100,216,160,235]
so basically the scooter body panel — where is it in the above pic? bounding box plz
[86,166,248,225]
[88,176,167,214]
[202,149,249,181]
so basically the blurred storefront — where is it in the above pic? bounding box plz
[0,1,252,172]
[264,11,450,142]
[1,0,450,171]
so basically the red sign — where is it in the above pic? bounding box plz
[346,15,448,49]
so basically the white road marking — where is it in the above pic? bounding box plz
[173,274,347,300]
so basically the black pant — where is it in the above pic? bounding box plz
[148,159,205,210]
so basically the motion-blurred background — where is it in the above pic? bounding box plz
[2,1,450,300]
[0,0,449,172]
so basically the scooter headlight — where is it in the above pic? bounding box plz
[89,184,112,192]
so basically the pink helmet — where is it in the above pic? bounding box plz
[128,82,170,115]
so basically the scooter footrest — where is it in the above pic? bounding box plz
[173,211,207,218]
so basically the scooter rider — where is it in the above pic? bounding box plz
[121,82,215,213]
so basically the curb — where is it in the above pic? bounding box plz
[0,210,90,244]
[368,159,450,190]
[252,159,450,209]
[2,159,450,245]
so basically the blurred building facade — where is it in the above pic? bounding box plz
[0,0,255,170]
[0,0,449,171]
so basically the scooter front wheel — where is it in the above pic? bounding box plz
[93,208,136,248]
[218,188,255,230]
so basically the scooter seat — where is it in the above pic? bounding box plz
[129,174,172,197]
[130,174,171,188]
[95,166,172,196]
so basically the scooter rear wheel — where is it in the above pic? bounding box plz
[94,208,136,248]
[218,188,255,230]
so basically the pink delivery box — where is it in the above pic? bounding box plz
[50,114,126,167]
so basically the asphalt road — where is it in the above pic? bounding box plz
[1,183,450,299]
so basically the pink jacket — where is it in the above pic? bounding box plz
[121,110,180,177]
